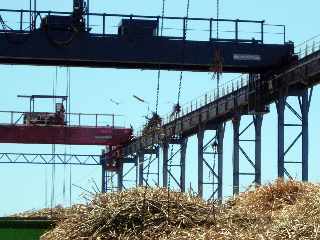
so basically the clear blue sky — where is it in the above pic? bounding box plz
[0,0,319,215]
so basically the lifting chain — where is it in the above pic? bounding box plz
[155,0,166,114]
[176,0,191,107]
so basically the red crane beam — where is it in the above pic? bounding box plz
[0,124,132,146]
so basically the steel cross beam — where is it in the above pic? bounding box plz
[276,88,312,180]
[232,113,263,195]
[162,138,188,192]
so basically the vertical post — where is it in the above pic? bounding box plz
[156,146,160,186]
[261,21,264,43]
[163,143,169,188]
[20,11,23,31]
[209,18,213,40]
[34,0,37,29]
[183,18,186,40]
[117,163,123,191]
[29,0,32,30]
[277,97,285,178]
[217,123,224,201]
[101,164,106,193]
[135,155,139,187]
[232,116,240,195]
[197,129,204,198]
[86,0,90,30]
[103,14,106,35]
[138,152,144,186]
[301,90,309,181]
[180,138,188,192]
[101,150,106,193]
[254,114,263,185]
[235,20,239,41]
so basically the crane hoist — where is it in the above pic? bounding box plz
[40,0,87,32]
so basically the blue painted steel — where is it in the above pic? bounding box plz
[0,9,294,72]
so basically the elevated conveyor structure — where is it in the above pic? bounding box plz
[113,47,320,199]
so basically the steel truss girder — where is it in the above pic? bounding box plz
[232,113,263,195]
[0,152,101,165]
[276,88,312,180]
[197,124,225,200]
[162,138,187,192]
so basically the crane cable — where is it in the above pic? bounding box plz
[216,0,221,90]
[50,67,58,212]
[169,0,191,188]
[68,67,72,206]
[155,0,166,114]
[176,0,191,106]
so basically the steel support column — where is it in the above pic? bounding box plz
[276,89,312,180]
[254,115,263,185]
[197,129,204,198]
[163,143,169,188]
[232,116,241,195]
[217,123,225,200]
[180,138,188,192]
[117,163,123,191]
[138,152,144,186]
[276,96,285,178]
[301,90,309,181]
[101,163,106,193]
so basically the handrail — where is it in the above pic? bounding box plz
[0,111,124,128]
[295,34,320,59]
[134,74,249,137]
[0,8,286,43]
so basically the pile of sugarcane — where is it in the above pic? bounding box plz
[142,112,163,136]
[41,188,216,240]
[41,179,320,239]
[10,205,73,220]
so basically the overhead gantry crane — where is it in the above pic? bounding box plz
[0,95,132,146]
[0,1,294,72]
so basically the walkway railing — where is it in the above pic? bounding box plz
[135,74,249,137]
[295,34,320,59]
[0,111,123,128]
[0,9,285,43]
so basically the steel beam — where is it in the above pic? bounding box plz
[232,116,241,195]
[197,129,204,198]
[138,152,144,186]
[254,114,263,185]
[180,138,188,192]
[117,164,123,191]
[162,143,169,188]
[276,96,286,178]
[217,123,225,200]
[101,163,106,193]
[301,90,309,181]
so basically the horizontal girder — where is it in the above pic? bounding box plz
[0,32,293,73]
[0,124,132,146]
